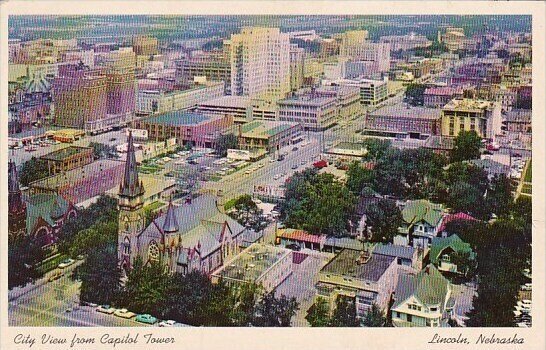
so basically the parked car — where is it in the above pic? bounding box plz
[158,320,177,327]
[135,314,158,325]
[291,164,298,170]
[48,271,65,282]
[96,305,116,314]
[286,243,301,251]
[58,258,75,269]
[292,147,298,152]
[114,308,137,319]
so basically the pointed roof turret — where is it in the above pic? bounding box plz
[119,130,144,198]
[162,199,179,234]
[8,159,25,213]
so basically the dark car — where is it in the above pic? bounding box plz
[483,150,493,155]
[292,147,298,152]
[286,243,301,251]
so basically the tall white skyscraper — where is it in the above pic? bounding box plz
[229,27,291,103]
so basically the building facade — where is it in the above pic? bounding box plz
[440,98,502,140]
[229,27,291,103]
[40,145,94,175]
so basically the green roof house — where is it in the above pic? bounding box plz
[391,265,454,327]
[430,234,475,275]
[396,200,444,249]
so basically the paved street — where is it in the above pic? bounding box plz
[8,262,148,327]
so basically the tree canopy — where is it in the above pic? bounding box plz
[451,130,482,162]
[364,199,403,243]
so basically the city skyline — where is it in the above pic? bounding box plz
[7,12,534,334]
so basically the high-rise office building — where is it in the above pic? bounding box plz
[229,27,291,103]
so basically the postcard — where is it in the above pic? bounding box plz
[1,1,544,349]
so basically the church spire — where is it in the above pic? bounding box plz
[162,198,179,233]
[8,159,25,213]
[119,130,144,198]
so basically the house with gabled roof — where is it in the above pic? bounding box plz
[430,234,475,275]
[395,199,444,249]
[391,265,454,327]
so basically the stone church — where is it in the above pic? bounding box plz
[8,159,76,247]
[118,131,247,275]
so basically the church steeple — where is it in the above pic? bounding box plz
[8,160,25,214]
[163,199,179,234]
[117,130,146,273]
[119,130,144,198]
[8,159,27,238]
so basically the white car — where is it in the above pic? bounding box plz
[158,320,177,327]
[96,305,116,314]
[269,158,276,163]
[244,170,252,175]
[273,174,281,180]
[58,258,75,269]
[114,308,137,319]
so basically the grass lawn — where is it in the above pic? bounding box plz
[144,201,164,212]
[521,183,532,195]
[524,160,532,183]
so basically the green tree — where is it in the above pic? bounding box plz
[346,161,374,195]
[447,181,488,220]
[122,258,171,315]
[19,157,49,186]
[282,171,356,237]
[329,296,359,327]
[364,199,403,243]
[75,244,122,305]
[466,217,530,327]
[451,130,482,163]
[361,304,387,327]
[214,133,239,157]
[486,175,514,217]
[252,292,299,327]
[8,234,45,289]
[227,194,266,231]
[306,297,331,327]
[228,283,263,326]
[404,83,427,106]
[68,220,117,258]
[362,138,392,161]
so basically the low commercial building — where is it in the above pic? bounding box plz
[277,91,338,131]
[379,34,432,52]
[116,138,177,162]
[441,98,502,140]
[236,120,304,154]
[323,78,388,107]
[136,80,224,115]
[195,95,277,123]
[40,145,94,175]
[316,248,400,317]
[133,111,234,148]
[28,159,126,205]
[423,135,455,157]
[211,243,293,292]
[365,104,442,139]
[423,86,464,108]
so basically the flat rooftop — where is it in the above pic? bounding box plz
[40,146,92,161]
[144,111,211,126]
[240,120,299,139]
[214,243,291,283]
[443,98,493,111]
[321,249,395,282]
[29,159,124,189]
[198,95,251,109]
[279,93,336,107]
[369,103,442,120]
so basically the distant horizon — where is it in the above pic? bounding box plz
[9,15,531,42]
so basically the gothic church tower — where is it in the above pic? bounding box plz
[8,160,27,238]
[118,131,146,271]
